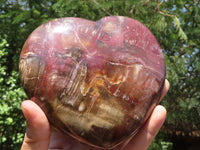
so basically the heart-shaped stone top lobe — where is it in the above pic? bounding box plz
[19,16,165,149]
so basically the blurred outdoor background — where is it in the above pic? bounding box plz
[0,0,199,150]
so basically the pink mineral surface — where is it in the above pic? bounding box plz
[19,16,165,149]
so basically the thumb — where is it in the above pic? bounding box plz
[21,100,50,150]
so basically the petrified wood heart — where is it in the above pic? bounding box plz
[19,16,165,149]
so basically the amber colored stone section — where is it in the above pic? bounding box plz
[19,16,165,149]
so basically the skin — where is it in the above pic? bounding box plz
[21,79,169,150]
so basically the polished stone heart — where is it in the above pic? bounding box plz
[19,16,165,149]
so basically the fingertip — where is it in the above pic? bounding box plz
[154,105,167,121]
[148,105,167,135]
[144,105,167,144]
[160,79,170,100]
[21,100,34,122]
[21,100,31,111]
[21,100,45,123]
[165,79,170,91]
[21,100,41,112]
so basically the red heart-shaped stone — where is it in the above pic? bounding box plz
[19,16,165,149]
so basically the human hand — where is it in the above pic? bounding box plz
[21,79,169,150]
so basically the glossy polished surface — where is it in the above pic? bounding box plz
[19,16,165,149]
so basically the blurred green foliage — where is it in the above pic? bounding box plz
[0,0,199,149]
[0,34,26,149]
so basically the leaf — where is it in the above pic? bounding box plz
[174,16,180,28]
[173,16,188,42]
[178,26,188,41]
[32,9,41,17]
[12,10,30,24]
[154,16,167,31]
